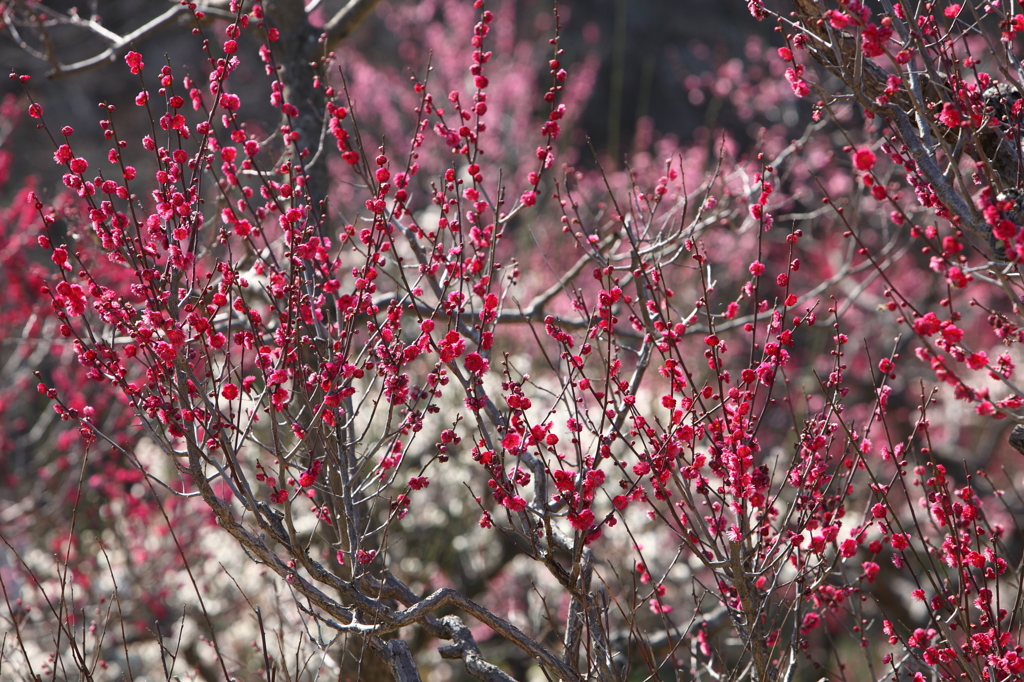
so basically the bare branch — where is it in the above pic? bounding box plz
[385,588,581,682]
[884,103,989,240]
[438,615,520,682]
[376,638,424,682]
[324,0,384,52]
[6,2,236,79]
[45,6,186,79]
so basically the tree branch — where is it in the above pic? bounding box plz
[385,587,581,682]
[42,5,233,79]
[324,0,384,52]
[376,638,424,682]
[883,103,989,240]
[438,615,520,682]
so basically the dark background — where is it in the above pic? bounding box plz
[0,0,776,194]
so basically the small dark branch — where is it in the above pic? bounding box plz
[607,605,731,653]
[324,0,384,52]
[438,615,520,682]
[363,292,645,339]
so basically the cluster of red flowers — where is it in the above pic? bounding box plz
[6,0,1024,679]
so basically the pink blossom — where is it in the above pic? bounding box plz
[966,351,988,370]
[125,51,144,73]
[852,148,876,171]
[503,496,527,512]
[799,613,821,634]
[464,352,488,375]
[219,93,241,111]
[938,102,961,127]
